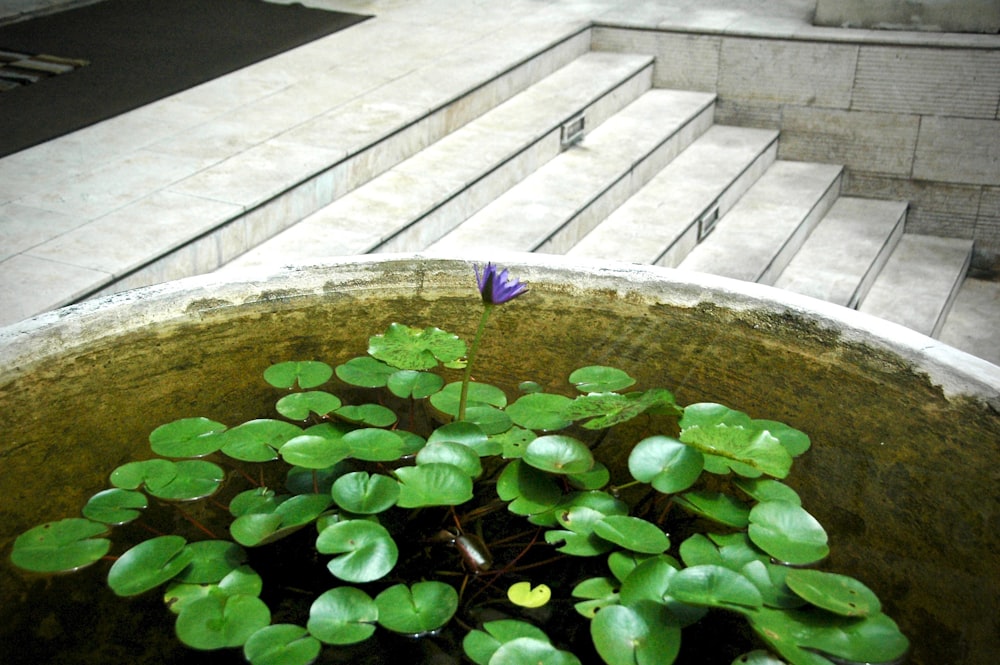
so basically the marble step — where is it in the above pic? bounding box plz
[677,160,843,285]
[938,277,1000,367]
[566,124,778,266]
[426,88,716,255]
[223,51,654,269]
[774,197,907,308]
[858,233,974,337]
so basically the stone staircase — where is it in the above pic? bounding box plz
[221,47,983,351]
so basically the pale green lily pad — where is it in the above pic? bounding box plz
[275,391,342,420]
[395,463,473,508]
[506,392,573,431]
[175,593,271,650]
[785,569,881,617]
[307,586,378,645]
[523,435,594,475]
[243,624,322,665]
[330,471,399,514]
[591,602,680,665]
[628,435,704,494]
[569,365,636,393]
[375,581,458,634]
[264,361,333,389]
[316,519,398,583]
[748,501,829,565]
[368,323,466,370]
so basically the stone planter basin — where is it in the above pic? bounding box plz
[0,254,997,665]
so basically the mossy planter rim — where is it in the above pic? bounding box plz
[2,253,997,405]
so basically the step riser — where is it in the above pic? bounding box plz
[655,139,778,268]
[539,104,715,254]
[373,62,654,254]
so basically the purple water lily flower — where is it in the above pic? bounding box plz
[475,263,528,305]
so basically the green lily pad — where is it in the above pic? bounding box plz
[280,433,352,469]
[750,607,909,664]
[343,428,407,461]
[490,637,581,665]
[675,491,751,527]
[619,555,707,627]
[506,393,574,431]
[496,459,562,517]
[330,471,399,514]
[753,419,811,457]
[374,581,458,634]
[164,565,263,615]
[463,620,551,665]
[243,624,322,665]
[428,421,497,456]
[230,493,332,547]
[523,435,594,475]
[316,519,398,583]
[395,463,473,508]
[493,426,536,459]
[569,365,636,393]
[145,460,226,501]
[175,593,271,650]
[108,535,192,596]
[264,361,333,389]
[221,419,303,462]
[628,436,704,494]
[784,569,881,617]
[307,586,378,645]
[416,440,482,477]
[735,478,802,506]
[667,564,763,611]
[591,601,680,665]
[368,323,466,370]
[175,540,248,584]
[387,369,445,399]
[748,501,829,565]
[275,391,342,420]
[564,389,680,429]
[680,424,792,479]
[571,576,619,618]
[10,518,111,573]
[593,515,670,554]
[429,380,508,415]
[149,417,227,457]
[335,403,398,428]
[335,356,395,388]
[82,488,147,525]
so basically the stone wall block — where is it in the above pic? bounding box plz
[913,116,1000,185]
[779,106,920,175]
[853,46,1000,118]
[718,38,858,108]
[592,28,721,92]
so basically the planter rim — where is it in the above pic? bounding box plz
[2,252,998,406]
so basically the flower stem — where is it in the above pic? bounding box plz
[459,304,493,421]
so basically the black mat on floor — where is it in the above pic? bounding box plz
[0,0,370,158]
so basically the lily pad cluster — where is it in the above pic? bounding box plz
[11,319,908,665]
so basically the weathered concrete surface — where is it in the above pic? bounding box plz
[815,0,1000,33]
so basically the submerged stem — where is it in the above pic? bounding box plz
[458,304,494,421]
